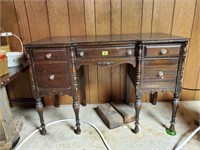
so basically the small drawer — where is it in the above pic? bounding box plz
[34,63,70,88]
[76,47,135,58]
[32,48,68,61]
[144,44,181,58]
[143,59,178,81]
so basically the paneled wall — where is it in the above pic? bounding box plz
[1,0,200,105]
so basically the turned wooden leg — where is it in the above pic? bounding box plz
[36,98,47,135]
[133,95,142,134]
[73,96,81,134]
[166,94,179,136]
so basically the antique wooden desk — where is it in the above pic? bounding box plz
[25,33,188,136]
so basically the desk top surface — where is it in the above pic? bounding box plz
[26,33,188,47]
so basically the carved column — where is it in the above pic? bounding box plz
[133,44,142,134]
[167,43,187,136]
[70,48,81,134]
[36,98,47,135]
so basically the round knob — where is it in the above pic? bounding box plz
[46,53,52,59]
[160,49,167,55]
[158,71,164,79]
[49,74,55,80]
[79,51,84,57]
[127,49,133,55]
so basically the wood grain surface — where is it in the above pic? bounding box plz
[1,0,199,105]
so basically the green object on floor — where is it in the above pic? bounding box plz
[166,128,176,136]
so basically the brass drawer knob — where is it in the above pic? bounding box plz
[46,53,52,59]
[79,51,84,57]
[127,49,133,55]
[49,74,55,80]
[160,49,167,55]
[158,71,164,79]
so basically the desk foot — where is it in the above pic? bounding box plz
[74,126,81,135]
[132,125,139,134]
[39,127,47,135]
[166,126,176,136]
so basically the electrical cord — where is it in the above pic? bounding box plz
[182,87,200,91]
[11,34,24,53]
[14,119,112,150]
[175,126,200,150]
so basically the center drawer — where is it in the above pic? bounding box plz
[34,63,70,88]
[76,47,135,58]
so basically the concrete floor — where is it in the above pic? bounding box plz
[12,101,200,150]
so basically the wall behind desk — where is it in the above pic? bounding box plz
[1,0,199,105]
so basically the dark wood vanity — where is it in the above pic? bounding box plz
[25,33,188,135]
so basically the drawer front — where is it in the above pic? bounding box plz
[32,48,68,61]
[144,44,181,58]
[34,63,70,88]
[76,47,135,58]
[143,59,178,88]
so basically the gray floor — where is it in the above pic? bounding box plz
[12,101,200,150]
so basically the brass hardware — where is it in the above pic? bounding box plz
[102,51,108,56]
[160,49,167,55]
[127,49,133,55]
[97,62,114,66]
[158,71,164,79]
[49,74,55,80]
[79,51,84,57]
[46,53,52,59]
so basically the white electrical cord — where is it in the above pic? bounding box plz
[0,32,24,52]
[175,126,200,150]
[12,34,24,53]
[14,119,112,150]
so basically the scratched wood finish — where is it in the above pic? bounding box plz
[1,0,200,106]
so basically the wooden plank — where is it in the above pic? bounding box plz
[111,0,121,103]
[68,0,85,36]
[95,0,111,103]
[171,0,196,100]
[88,66,98,103]
[1,0,21,51]
[111,66,121,103]
[142,0,154,33]
[111,0,121,35]
[84,0,96,104]
[180,0,200,100]
[98,67,112,103]
[95,0,110,35]
[84,0,96,36]
[111,102,135,124]
[121,0,142,34]
[96,103,123,129]
[47,0,70,37]
[25,0,50,41]
[171,0,196,37]
[152,0,175,33]
[13,0,31,44]
[120,64,127,102]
